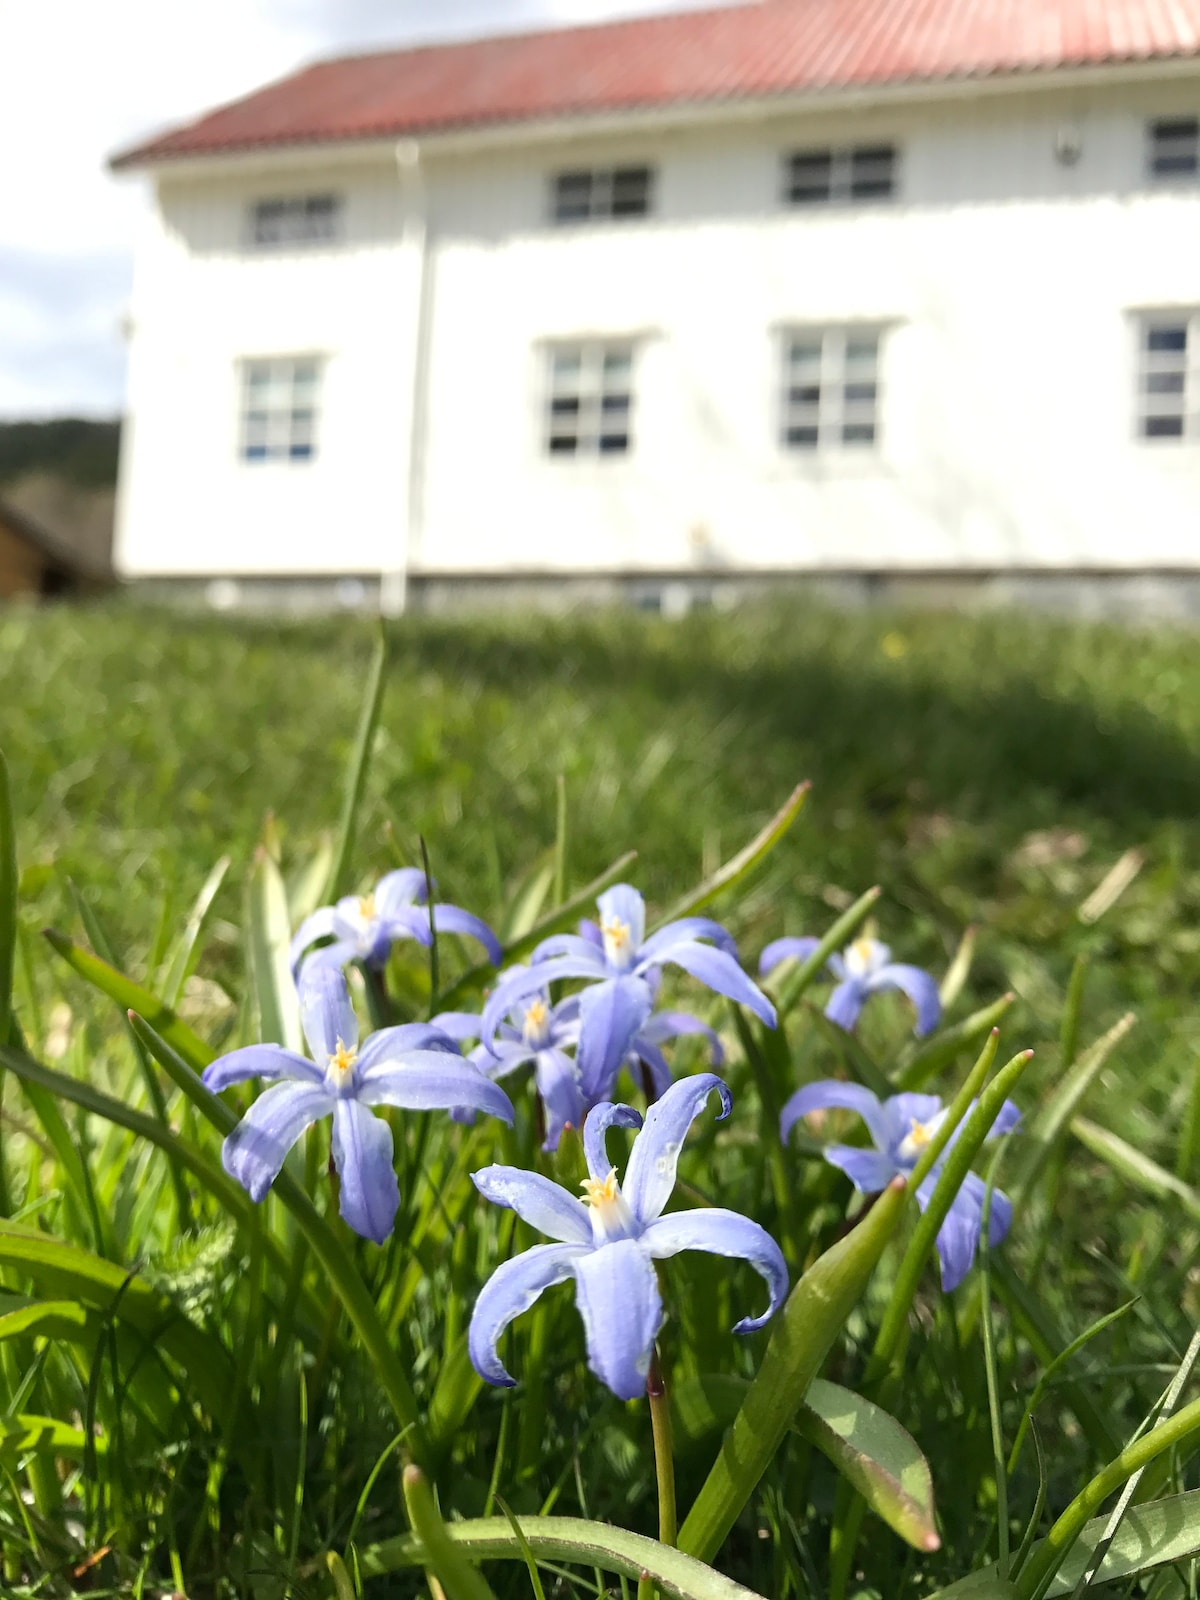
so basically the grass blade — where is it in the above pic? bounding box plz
[325,621,387,902]
[654,780,810,927]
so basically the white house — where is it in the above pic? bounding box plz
[111,0,1200,617]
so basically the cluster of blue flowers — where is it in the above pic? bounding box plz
[203,870,1020,1398]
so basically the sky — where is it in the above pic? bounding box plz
[0,0,715,420]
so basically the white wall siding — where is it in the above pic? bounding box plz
[115,78,1200,586]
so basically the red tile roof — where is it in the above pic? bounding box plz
[112,0,1200,169]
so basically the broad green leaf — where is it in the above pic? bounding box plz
[0,1414,108,1462]
[357,1512,768,1600]
[247,845,302,1053]
[795,1379,939,1552]
[325,619,387,901]
[654,779,810,926]
[672,1374,939,1551]
[43,929,213,1070]
[0,1298,91,1344]
[402,1464,498,1600]
[0,1217,232,1419]
[933,1490,1200,1600]
[1068,1115,1200,1222]
[678,1178,908,1565]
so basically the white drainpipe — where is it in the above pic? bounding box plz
[382,138,429,616]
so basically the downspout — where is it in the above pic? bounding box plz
[383,138,429,615]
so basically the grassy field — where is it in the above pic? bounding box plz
[3,595,1200,1596]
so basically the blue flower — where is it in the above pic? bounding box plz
[468,1073,788,1401]
[780,1081,1020,1291]
[481,884,775,1082]
[202,964,514,1243]
[289,867,502,977]
[760,934,940,1037]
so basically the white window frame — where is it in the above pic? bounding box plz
[1146,117,1200,182]
[249,193,342,247]
[778,326,883,453]
[238,356,323,464]
[782,144,899,206]
[543,340,636,458]
[550,165,655,223]
[1135,312,1200,442]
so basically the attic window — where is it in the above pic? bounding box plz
[784,145,898,205]
[1148,118,1199,179]
[250,193,341,246]
[551,166,654,222]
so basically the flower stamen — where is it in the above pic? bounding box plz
[358,892,376,921]
[327,1036,358,1089]
[581,1167,621,1208]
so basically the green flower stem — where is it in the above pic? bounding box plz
[647,1346,678,1571]
[1016,1390,1200,1600]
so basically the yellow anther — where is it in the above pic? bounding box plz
[601,915,631,951]
[328,1037,358,1084]
[852,936,875,965]
[581,1168,620,1208]
[524,998,548,1032]
[907,1117,932,1150]
[358,893,377,921]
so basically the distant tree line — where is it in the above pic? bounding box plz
[0,420,120,489]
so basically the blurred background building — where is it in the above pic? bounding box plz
[110,0,1200,618]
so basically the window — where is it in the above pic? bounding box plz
[784,145,897,205]
[551,166,654,222]
[1136,316,1200,441]
[250,193,341,246]
[239,357,322,462]
[1147,118,1199,179]
[545,342,635,456]
[780,328,881,450]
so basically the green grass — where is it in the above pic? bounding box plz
[2,596,1200,1597]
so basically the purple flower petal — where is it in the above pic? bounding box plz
[869,963,942,1037]
[380,907,435,949]
[642,941,776,1029]
[622,1073,731,1226]
[429,1011,485,1044]
[529,933,603,964]
[221,1080,333,1202]
[288,906,338,974]
[825,1144,902,1194]
[469,1242,586,1386]
[758,935,823,976]
[640,1207,788,1332]
[582,1101,643,1181]
[916,1170,1013,1292]
[375,868,428,915]
[825,977,867,1032]
[356,1053,514,1124]
[432,904,502,966]
[298,963,358,1063]
[355,1024,461,1074]
[331,1098,399,1244]
[534,1048,586,1151]
[577,978,654,1102]
[572,1238,663,1400]
[202,1044,321,1092]
[597,885,647,953]
[880,1092,944,1158]
[472,1164,593,1245]
[481,954,608,1043]
[639,917,737,961]
[296,940,359,983]
[779,1080,889,1150]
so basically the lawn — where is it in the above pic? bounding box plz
[2,596,1199,1597]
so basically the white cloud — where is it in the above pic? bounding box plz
[0,0,721,418]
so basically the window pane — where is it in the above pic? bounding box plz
[785,425,820,448]
[1146,325,1188,353]
[842,422,877,445]
[1150,118,1199,176]
[844,382,878,403]
[787,150,833,202]
[845,336,879,365]
[549,433,579,454]
[1145,371,1186,395]
[787,342,823,378]
[554,172,594,220]
[598,431,629,453]
[611,166,651,216]
[1143,414,1186,437]
[551,349,583,386]
[550,395,580,418]
[788,384,821,404]
[850,145,896,198]
[601,393,630,416]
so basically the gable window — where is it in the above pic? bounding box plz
[545,342,634,456]
[784,145,897,205]
[1147,118,1199,179]
[240,357,322,462]
[551,166,654,222]
[780,328,881,450]
[250,193,341,246]
[1136,316,1200,440]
